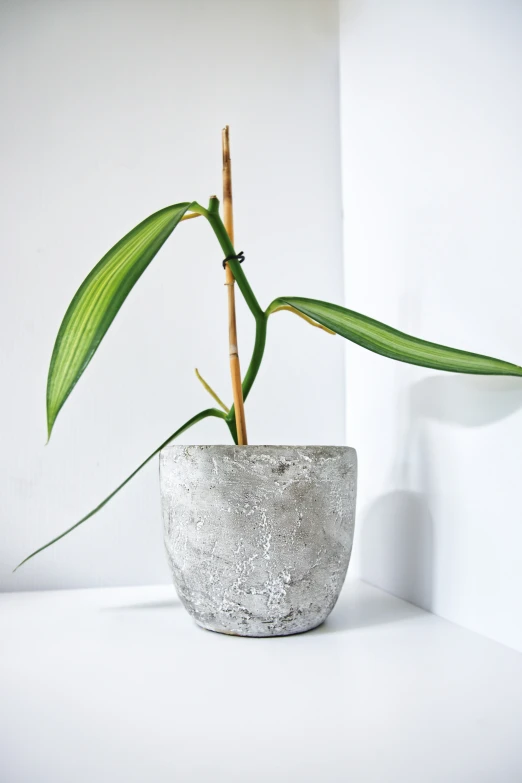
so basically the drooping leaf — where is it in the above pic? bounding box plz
[268,297,522,377]
[46,202,195,436]
[14,408,226,571]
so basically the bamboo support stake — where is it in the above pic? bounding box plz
[222,125,248,445]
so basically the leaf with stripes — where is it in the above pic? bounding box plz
[267,297,522,377]
[46,201,194,437]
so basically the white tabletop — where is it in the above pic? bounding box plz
[1,579,521,783]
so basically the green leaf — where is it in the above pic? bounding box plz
[14,408,226,571]
[268,297,522,377]
[46,202,194,437]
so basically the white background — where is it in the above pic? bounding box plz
[340,0,522,652]
[0,0,344,591]
[2,0,522,656]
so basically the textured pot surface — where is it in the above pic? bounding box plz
[160,445,357,637]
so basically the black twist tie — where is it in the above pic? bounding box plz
[223,251,245,270]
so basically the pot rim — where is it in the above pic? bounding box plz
[161,443,356,452]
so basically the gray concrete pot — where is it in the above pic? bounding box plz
[159,445,357,637]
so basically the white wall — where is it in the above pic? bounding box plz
[0,0,344,591]
[340,0,522,651]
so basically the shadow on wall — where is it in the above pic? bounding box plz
[410,375,522,427]
[357,374,522,611]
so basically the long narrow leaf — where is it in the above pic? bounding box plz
[47,202,195,436]
[268,297,522,377]
[14,408,225,571]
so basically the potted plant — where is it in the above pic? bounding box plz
[16,129,522,637]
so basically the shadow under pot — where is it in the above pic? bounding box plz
[160,445,357,637]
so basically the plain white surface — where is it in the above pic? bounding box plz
[0,0,345,591]
[1,578,521,783]
[340,0,522,652]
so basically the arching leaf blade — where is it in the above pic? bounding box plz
[15,408,226,571]
[47,202,194,436]
[269,297,522,377]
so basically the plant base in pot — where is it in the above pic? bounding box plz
[160,445,357,637]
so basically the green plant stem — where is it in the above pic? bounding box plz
[226,416,238,444]
[14,407,226,571]
[231,316,267,408]
[195,198,268,429]
[204,197,264,321]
